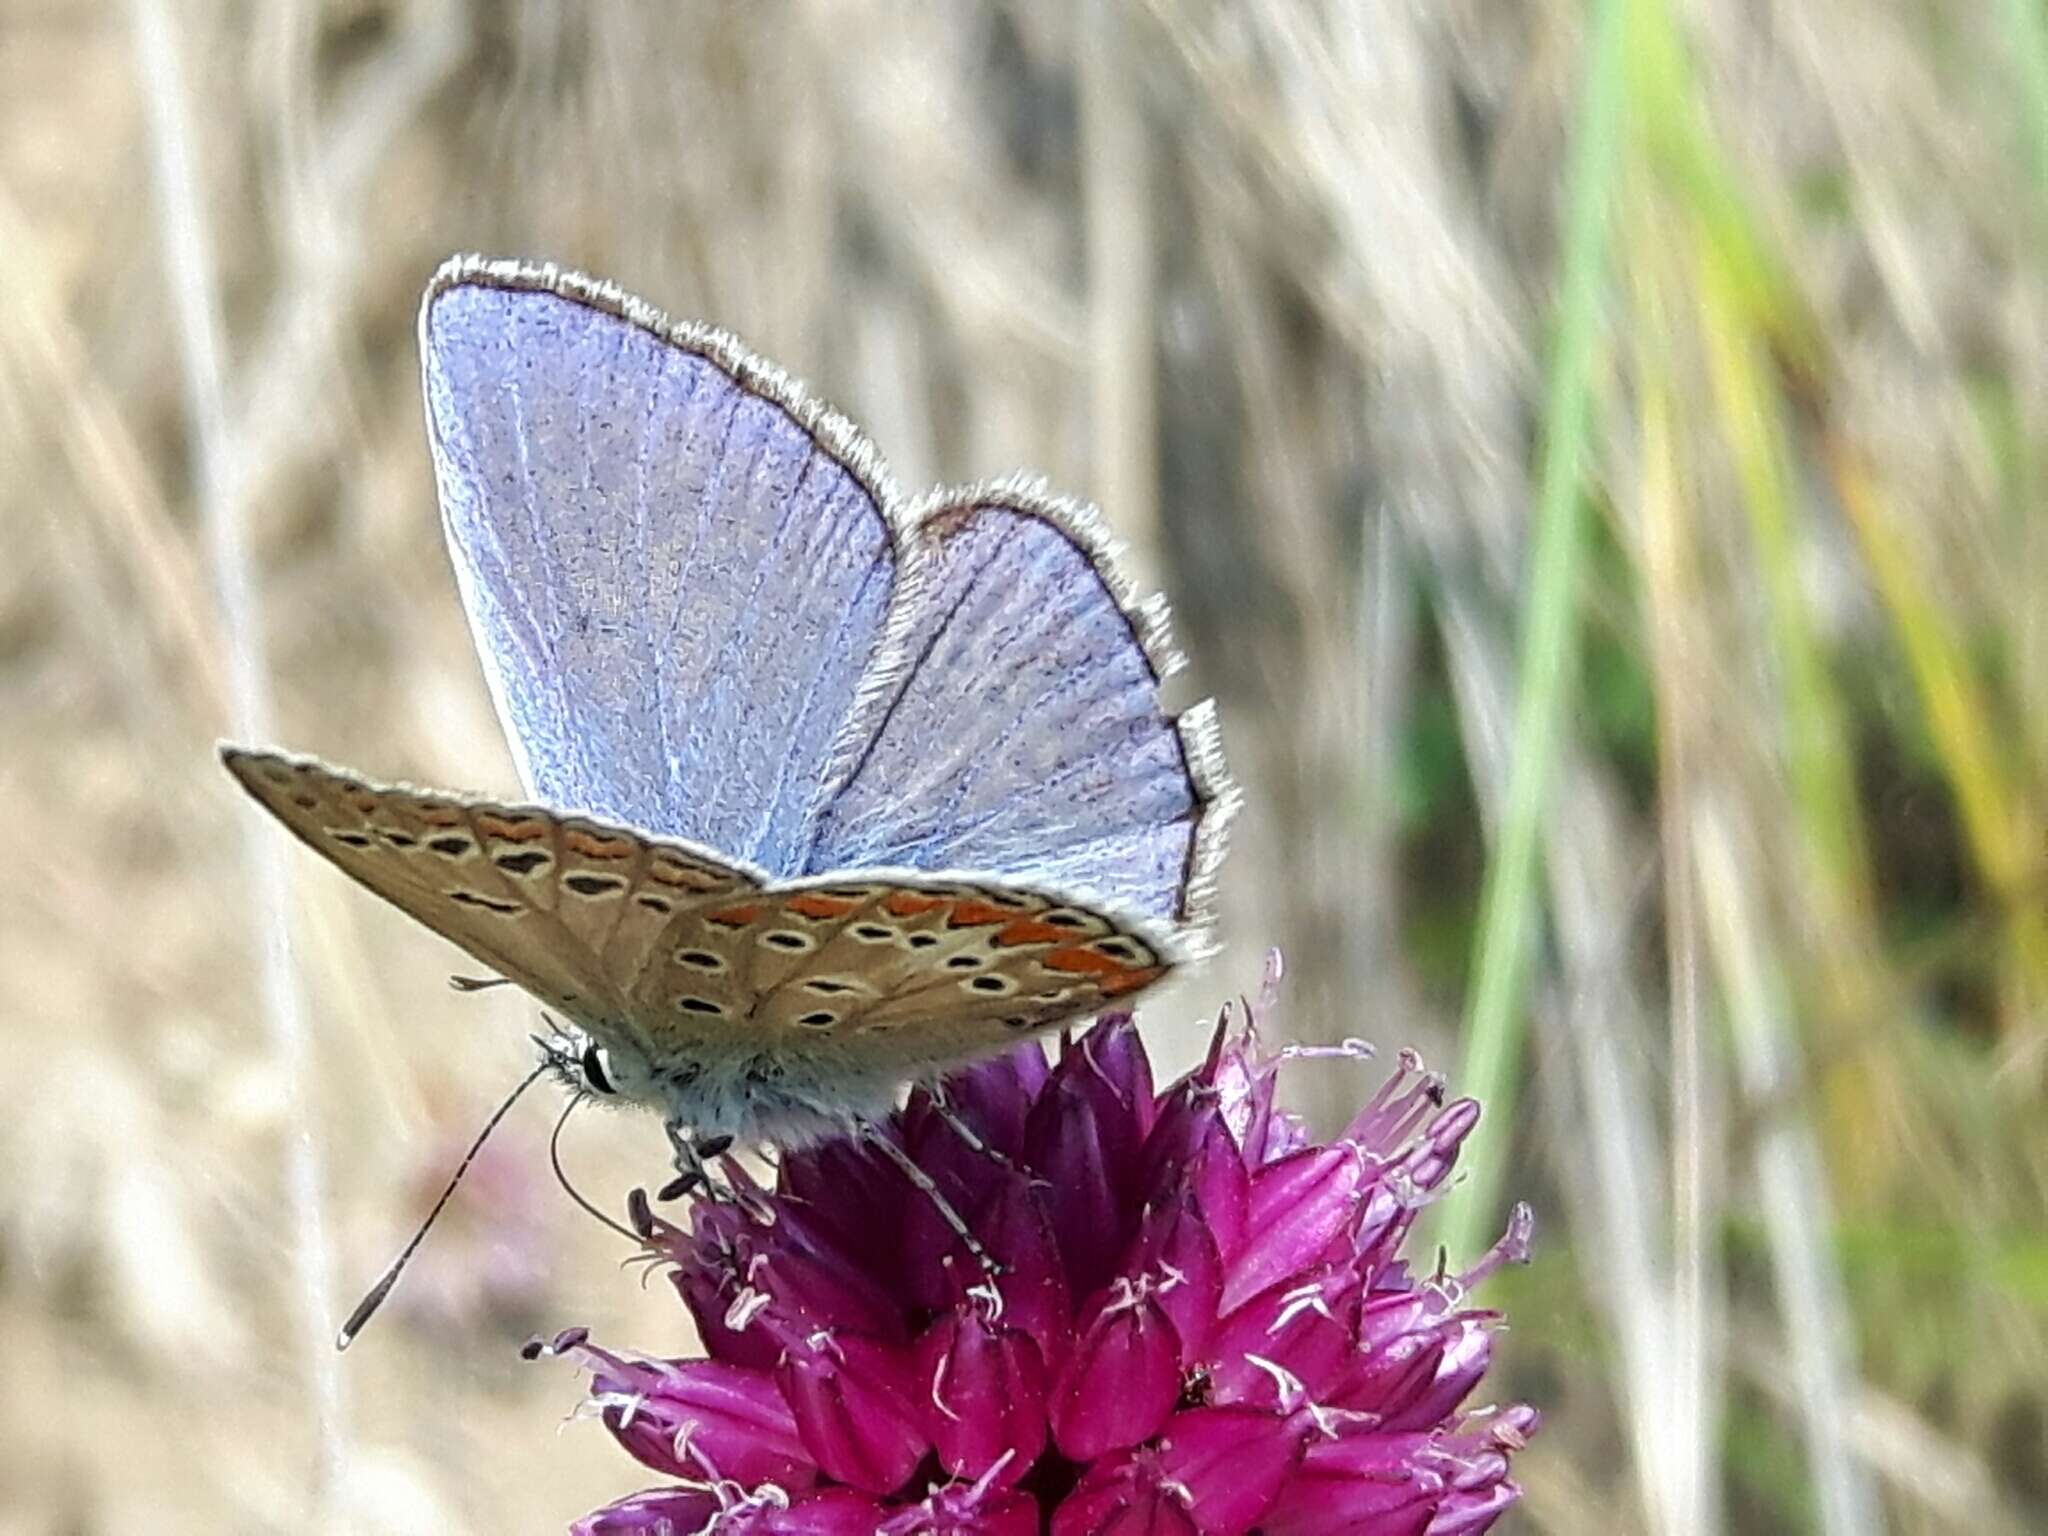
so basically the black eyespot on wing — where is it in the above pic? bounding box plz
[427,835,474,857]
[494,849,550,876]
[968,974,1011,993]
[1094,938,1144,961]
[448,890,521,915]
[850,923,896,943]
[676,996,726,1016]
[1044,911,1087,929]
[379,830,419,849]
[796,1010,837,1028]
[636,894,675,914]
[676,949,727,971]
[330,831,373,848]
[760,930,812,952]
[945,954,984,970]
[564,873,627,897]
[804,979,856,995]
[906,932,940,949]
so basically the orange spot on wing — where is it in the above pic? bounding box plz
[1099,965,1165,998]
[883,890,947,918]
[706,903,763,929]
[476,813,550,843]
[946,899,1013,929]
[563,828,635,860]
[1043,946,1127,978]
[415,805,465,828]
[647,857,715,888]
[787,892,861,920]
[993,917,1069,948]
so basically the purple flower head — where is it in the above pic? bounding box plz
[544,960,1537,1534]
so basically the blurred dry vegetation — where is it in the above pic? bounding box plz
[2,1,2046,1532]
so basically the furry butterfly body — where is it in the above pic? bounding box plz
[224,256,1234,1147]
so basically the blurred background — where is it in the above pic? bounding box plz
[3,1,2045,1531]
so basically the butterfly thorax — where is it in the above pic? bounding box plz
[568,1023,928,1146]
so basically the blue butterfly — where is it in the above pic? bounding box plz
[224,256,1234,1152]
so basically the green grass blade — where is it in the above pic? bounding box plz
[1440,0,1630,1265]
[1998,0,2048,194]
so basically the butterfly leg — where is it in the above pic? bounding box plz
[923,1085,1026,1176]
[858,1121,1004,1291]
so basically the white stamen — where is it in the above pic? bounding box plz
[929,1350,963,1422]
[968,1278,1007,1323]
[585,1389,648,1432]
[1269,1280,1335,1333]
[724,1287,771,1332]
[1278,1037,1375,1062]
[1242,1352,1306,1410]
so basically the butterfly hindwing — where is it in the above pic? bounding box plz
[807,495,1232,934]
[624,875,1171,1071]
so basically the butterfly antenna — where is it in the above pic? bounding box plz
[337,1057,553,1350]
[548,1091,642,1246]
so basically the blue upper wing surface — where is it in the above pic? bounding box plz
[804,494,1232,933]
[422,264,900,873]
[422,258,1232,937]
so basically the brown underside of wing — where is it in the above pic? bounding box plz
[627,876,1172,1065]
[223,747,1172,1073]
[219,747,758,1032]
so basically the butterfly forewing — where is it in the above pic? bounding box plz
[220,748,763,1036]
[425,267,904,872]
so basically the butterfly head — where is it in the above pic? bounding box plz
[576,1039,618,1096]
[528,1015,922,1148]
[532,1025,659,1109]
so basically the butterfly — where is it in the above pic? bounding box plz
[224,255,1235,1154]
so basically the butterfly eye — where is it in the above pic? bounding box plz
[580,1042,617,1096]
